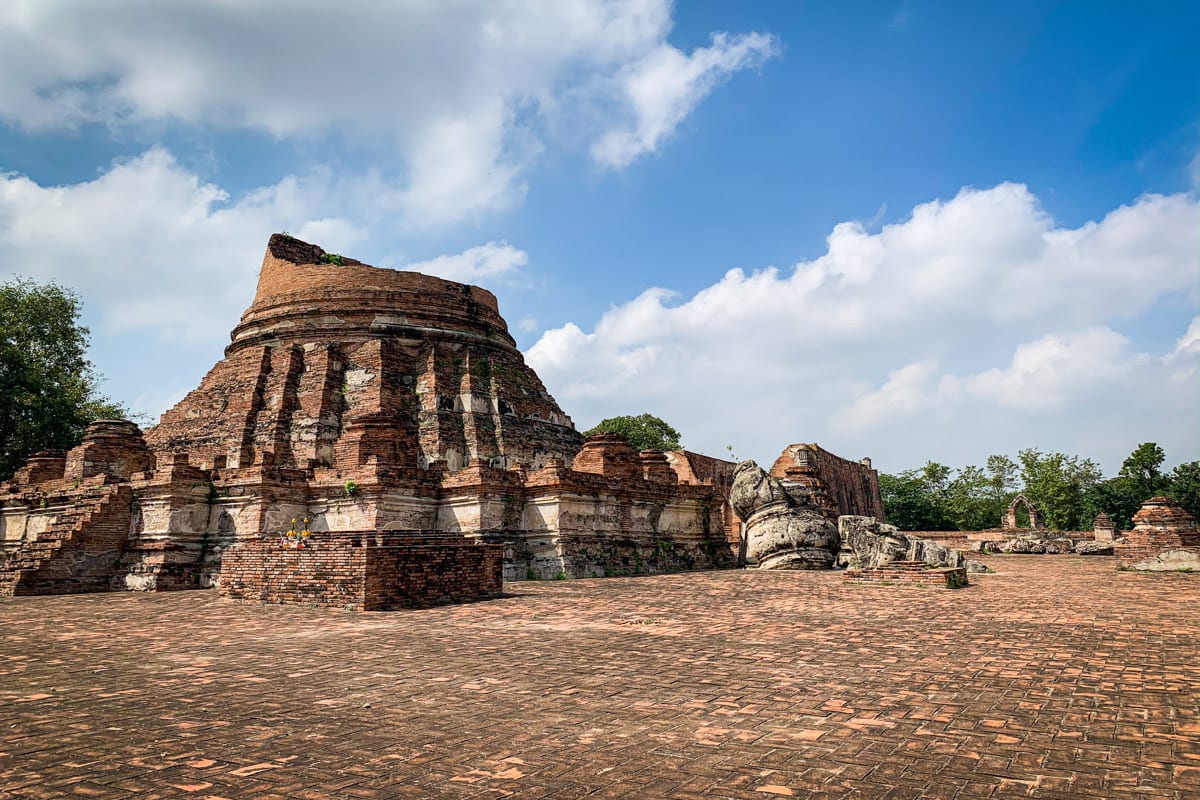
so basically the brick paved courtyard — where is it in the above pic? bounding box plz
[1,556,1197,799]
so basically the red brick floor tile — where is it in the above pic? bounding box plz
[0,556,1196,798]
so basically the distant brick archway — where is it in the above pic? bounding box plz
[1002,494,1045,530]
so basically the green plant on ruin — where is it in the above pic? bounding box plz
[553,570,569,580]
[653,537,674,560]
[319,252,345,266]
[343,479,358,496]
[584,413,681,452]
[525,567,538,580]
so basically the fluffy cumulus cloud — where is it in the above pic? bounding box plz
[0,148,332,340]
[0,0,777,227]
[0,147,545,334]
[0,150,537,418]
[527,184,1200,472]
[406,241,529,284]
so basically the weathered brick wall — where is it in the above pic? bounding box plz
[770,444,884,521]
[219,532,503,610]
[220,537,367,608]
[364,541,503,609]
[11,451,67,485]
[666,450,743,547]
[571,434,644,480]
[0,485,134,596]
[63,420,154,482]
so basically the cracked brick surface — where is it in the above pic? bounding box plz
[1,555,1197,799]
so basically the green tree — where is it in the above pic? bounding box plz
[1117,442,1170,503]
[1084,476,1139,531]
[945,465,1006,531]
[1168,461,1200,522]
[1018,448,1103,530]
[584,413,682,452]
[879,469,952,531]
[0,278,125,480]
[1083,444,1180,530]
[985,454,1019,501]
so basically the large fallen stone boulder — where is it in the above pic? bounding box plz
[985,536,1074,555]
[1074,540,1115,556]
[837,515,972,569]
[730,461,839,569]
[1126,549,1200,572]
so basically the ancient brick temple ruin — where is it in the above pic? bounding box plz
[0,235,884,600]
[1115,496,1200,571]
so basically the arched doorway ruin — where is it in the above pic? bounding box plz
[1002,494,1045,530]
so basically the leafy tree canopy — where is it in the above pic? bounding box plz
[1168,461,1200,522]
[878,470,952,531]
[1017,448,1102,531]
[584,413,682,452]
[1118,442,1170,499]
[0,278,125,480]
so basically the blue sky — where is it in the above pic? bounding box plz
[1,1,1197,474]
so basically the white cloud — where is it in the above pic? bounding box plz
[406,241,528,285]
[838,361,942,433]
[1172,316,1200,358]
[526,183,1200,472]
[0,148,330,340]
[835,326,1145,434]
[959,328,1134,410]
[0,151,535,340]
[0,1,775,226]
[591,31,780,168]
[0,150,542,420]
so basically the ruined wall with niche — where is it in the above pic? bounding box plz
[394,437,740,581]
[769,443,884,521]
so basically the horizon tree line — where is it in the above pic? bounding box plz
[879,443,1199,532]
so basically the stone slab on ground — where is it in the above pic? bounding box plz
[1,556,1198,799]
[1127,547,1200,572]
[842,561,969,588]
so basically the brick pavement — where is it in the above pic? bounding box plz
[0,556,1197,799]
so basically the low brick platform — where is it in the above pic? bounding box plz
[1,556,1197,798]
[843,560,969,588]
[219,532,503,610]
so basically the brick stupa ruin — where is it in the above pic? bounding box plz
[0,235,884,599]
